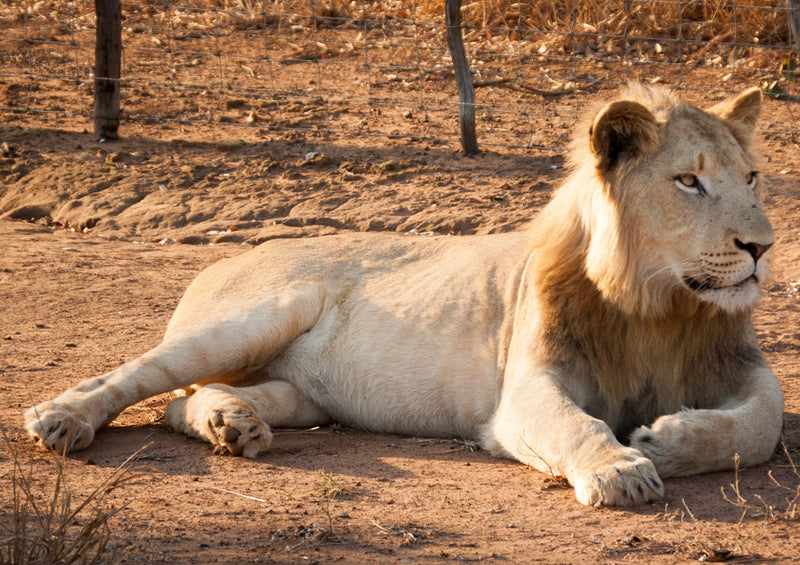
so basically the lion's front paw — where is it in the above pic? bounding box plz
[572,450,664,507]
[629,425,672,473]
[630,415,703,478]
[24,403,95,454]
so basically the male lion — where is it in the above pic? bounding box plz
[25,84,783,506]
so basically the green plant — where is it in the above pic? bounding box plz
[315,470,344,543]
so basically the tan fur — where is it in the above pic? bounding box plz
[24,85,783,506]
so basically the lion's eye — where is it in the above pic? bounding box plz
[675,174,705,194]
[745,171,758,188]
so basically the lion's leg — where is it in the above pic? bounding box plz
[165,381,331,458]
[23,338,249,454]
[630,367,783,478]
[24,286,326,454]
[482,364,664,507]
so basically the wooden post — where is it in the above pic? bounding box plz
[789,0,800,61]
[445,0,478,155]
[94,0,121,140]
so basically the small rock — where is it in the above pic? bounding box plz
[1,142,17,158]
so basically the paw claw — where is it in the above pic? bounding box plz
[24,403,95,454]
[631,423,682,479]
[573,449,664,507]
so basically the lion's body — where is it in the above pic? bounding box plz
[25,85,784,506]
[170,232,529,438]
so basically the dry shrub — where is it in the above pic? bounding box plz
[8,1,792,48]
[419,0,790,46]
[228,0,792,63]
[721,445,800,523]
[0,430,148,565]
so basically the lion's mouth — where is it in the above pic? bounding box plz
[683,274,757,292]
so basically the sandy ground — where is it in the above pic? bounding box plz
[3,11,800,561]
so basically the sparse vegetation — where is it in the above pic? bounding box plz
[315,469,344,543]
[179,0,792,48]
[5,0,791,54]
[0,431,147,565]
[721,445,800,522]
[372,519,427,546]
[632,446,800,562]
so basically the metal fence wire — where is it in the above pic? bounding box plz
[2,0,799,152]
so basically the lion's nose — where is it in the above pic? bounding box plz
[734,238,773,262]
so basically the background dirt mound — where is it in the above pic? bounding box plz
[0,127,558,246]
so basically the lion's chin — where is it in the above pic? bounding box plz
[683,273,757,293]
[684,275,761,313]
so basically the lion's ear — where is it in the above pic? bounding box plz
[708,87,762,130]
[589,100,659,173]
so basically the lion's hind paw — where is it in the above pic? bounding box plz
[206,405,273,459]
[573,452,664,507]
[23,403,95,454]
[166,387,273,458]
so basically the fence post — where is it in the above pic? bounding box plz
[789,0,800,61]
[445,0,478,155]
[94,0,121,140]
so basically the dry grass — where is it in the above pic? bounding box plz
[143,0,793,69]
[5,0,791,64]
[0,430,149,565]
[648,445,800,561]
[446,0,787,44]
[193,0,791,47]
[721,445,800,523]
[607,446,800,562]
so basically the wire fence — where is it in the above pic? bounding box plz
[1,0,799,153]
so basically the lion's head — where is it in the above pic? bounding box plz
[543,84,774,318]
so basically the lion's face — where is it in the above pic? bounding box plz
[585,86,774,314]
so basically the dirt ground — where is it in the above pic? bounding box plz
[2,103,800,563]
[4,11,800,563]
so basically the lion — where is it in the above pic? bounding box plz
[24,84,783,506]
